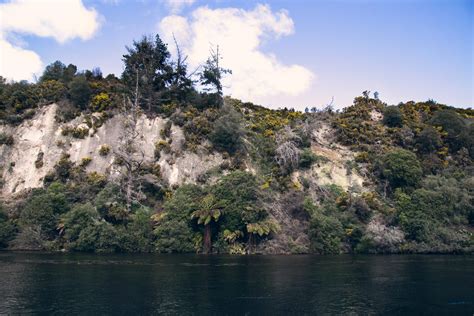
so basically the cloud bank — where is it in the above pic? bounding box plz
[158,4,314,107]
[163,0,196,14]
[0,0,101,81]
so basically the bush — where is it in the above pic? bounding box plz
[430,110,466,151]
[90,92,111,112]
[37,80,66,104]
[74,221,119,252]
[416,126,441,154]
[68,76,91,109]
[80,157,92,168]
[383,106,403,127]
[0,133,14,146]
[122,208,154,252]
[299,149,318,169]
[20,182,69,238]
[212,171,259,231]
[35,151,44,168]
[309,213,344,254]
[154,219,196,253]
[210,106,243,154]
[160,121,172,139]
[61,125,90,139]
[382,149,422,189]
[98,144,111,156]
[0,206,16,248]
[40,61,77,83]
[60,203,100,243]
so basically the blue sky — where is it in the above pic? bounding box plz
[0,0,472,110]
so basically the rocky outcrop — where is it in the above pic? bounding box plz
[0,104,223,196]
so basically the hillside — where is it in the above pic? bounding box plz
[0,35,472,254]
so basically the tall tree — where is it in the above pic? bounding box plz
[40,61,77,84]
[200,45,231,105]
[114,72,145,212]
[122,35,172,112]
[191,194,222,254]
[165,36,194,103]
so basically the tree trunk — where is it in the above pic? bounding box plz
[203,224,211,254]
[248,234,255,254]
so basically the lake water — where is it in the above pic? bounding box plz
[0,253,472,315]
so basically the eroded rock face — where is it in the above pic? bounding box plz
[292,122,367,192]
[0,104,223,196]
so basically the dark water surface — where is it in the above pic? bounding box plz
[0,253,472,315]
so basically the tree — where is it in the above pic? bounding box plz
[210,104,243,154]
[430,109,467,152]
[309,212,344,254]
[275,126,301,174]
[191,194,222,254]
[114,72,146,212]
[154,184,203,253]
[68,75,91,109]
[166,36,194,104]
[246,218,279,253]
[40,61,77,83]
[416,126,442,154]
[382,149,422,189]
[0,205,16,248]
[122,35,172,112]
[200,45,231,105]
[37,80,67,104]
[383,106,403,127]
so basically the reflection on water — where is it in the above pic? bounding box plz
[0,253,472,314]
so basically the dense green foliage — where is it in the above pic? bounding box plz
[0,34,472,255]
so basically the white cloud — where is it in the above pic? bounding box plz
[163,0,196,14]
[158,4,314,108]
[0,0,101,81]
[0,37,42,81]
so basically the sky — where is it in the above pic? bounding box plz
[0,0,472,110]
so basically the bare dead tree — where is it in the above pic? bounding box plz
[114,71,146,212]
[275,126,301,173]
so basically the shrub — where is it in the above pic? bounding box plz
[60,203,100,243]
[0,206,16,248]
[309,213,344,254]
[0,133,14,146]
[122,208,154,252]
[40,61,77,83]
[98,144,111,156]
[90,92,111,112]
[154,219,196,253]
[53,153,74,182]
[20,182,69,237]
[382,149,422,189]
[61,125,89,139]
[35,151,44,168]
[74,221,119,252]
[355,151,370,163]
[86,172,107,187]
[80,157,92,168]
[299,149,318,169]
[37,80,66,104]
[416,126,442,154]
[210,106,243,154]
[160,121,172,139]
[383,106,403,127]
[350,196,372,223]
[68,76,91,109]
[430,109,466,151]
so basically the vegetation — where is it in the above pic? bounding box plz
[0,34,472,255]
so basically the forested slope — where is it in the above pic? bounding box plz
[0,35,472,254]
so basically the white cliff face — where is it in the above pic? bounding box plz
[0,104,223,196]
